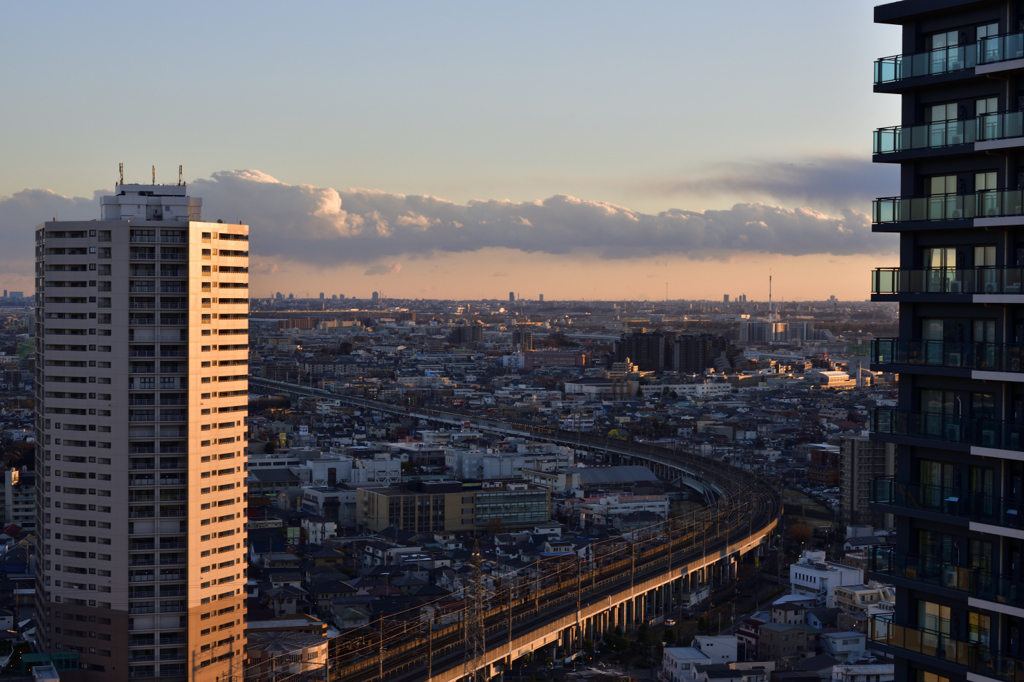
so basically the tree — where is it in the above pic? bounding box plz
[788,524,813,545]
[697,616,707,633]
[338,341,354,355]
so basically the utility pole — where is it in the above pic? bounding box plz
[464,541,487,682]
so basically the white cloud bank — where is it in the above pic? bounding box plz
[0,170,895,281]
[190,170,892,264]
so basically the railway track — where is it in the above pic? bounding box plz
[247,379,781,682]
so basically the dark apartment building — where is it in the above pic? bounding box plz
[613,331,668,372]
[512,327,534,351]
[672,333,732,374]
[869,2,1024,680]
[839,435,896,529]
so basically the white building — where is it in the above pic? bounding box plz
[303,453,401,486]
[650,382,734,399]
[789,550,864,607]
[34,182,249,677]
[662,647,710,682]
[301,516,337,546]
[692,635,738,664]
[831,664,894,682]
[578,493,670,529]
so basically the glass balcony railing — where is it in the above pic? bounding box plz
[875,32,1024,85]
[871,409,1024,452]
[875,45,974,84]
[869,615,1023,682]
[871,267,1024,295]
[869,546,1024,610]
[978,32,1024,65]
[868,616,973,665]
[874,112,1024,154]
[874,119,975,153]
[872,338,1024,373]
[868,547,974,591]
[872,477,1024,530]
[873,190,1024,224]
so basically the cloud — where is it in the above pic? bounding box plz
[0,188,105,277]
[251,261,280,275]
[493,271,509,277]
[640,157,898,210]
[364,262,402,276]
[189,170,893,265]
[0,169,897,286]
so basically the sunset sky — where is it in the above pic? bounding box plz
[0,1,900,301]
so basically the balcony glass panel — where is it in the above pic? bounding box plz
[872,477,1023,530]
[978,32,1024,65]
[874,45,973,84]
[868,547,973,592]
[872,338,1024,372]
[871,267,1024,295]
[872,409,1024,452]
[874,112,1024,154]
[874,119,975,154]
[873,189,1024,224]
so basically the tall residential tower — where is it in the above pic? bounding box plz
[870,2,1024,681]
[34,181,249,682]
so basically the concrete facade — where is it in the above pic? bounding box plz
[33,183,248,682]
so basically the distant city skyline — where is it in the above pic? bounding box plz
[0,1,896,300]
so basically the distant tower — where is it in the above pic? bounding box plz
[723,294,730,303]
[509,291,515,303]
[539,294,544,302]
[319,292,324,299]
[372,291,379,302]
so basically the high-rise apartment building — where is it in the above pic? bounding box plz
[512,327,534,351]
[33,182,248,681]
[839,436,895,530]
[869,2,1024,680]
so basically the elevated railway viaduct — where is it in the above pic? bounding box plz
[248,378,781,682]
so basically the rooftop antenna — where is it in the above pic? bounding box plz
[152,165,156,185]
[178,165,183,186]
[118,163,123,186]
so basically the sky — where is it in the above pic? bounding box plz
[0,1,902,301]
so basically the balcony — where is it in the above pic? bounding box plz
[868,547,972,592]
[869,616,1021,682]
[873,190,1024,225]
[871,267,1023,295]
[868,617,972,667]
[874,45,973,85]
[872,338,1024,373]
[979,32,1024,66]
[874,112,1024,155]
[159,284,187,294]
[873,477,1024,530]
[871,409,1023,452]
[875,32,1024,87]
